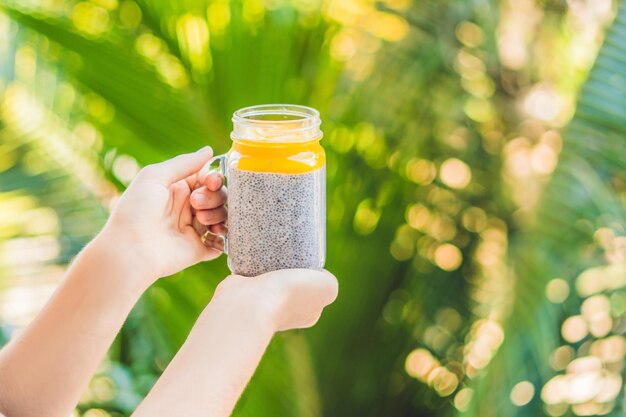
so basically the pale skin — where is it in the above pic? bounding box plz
[0,147,338,417]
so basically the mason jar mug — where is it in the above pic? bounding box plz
[205,104,326,277]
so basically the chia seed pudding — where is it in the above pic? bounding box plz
[226,166,326,277]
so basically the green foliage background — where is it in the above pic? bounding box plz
[0,0,625,416]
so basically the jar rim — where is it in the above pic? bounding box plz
[233,104,320,124]
[231,104,322,142]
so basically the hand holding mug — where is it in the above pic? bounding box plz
[99,147,227,285]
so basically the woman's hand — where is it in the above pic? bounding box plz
[133,269,338,417]
[212,269,339,332]
[99,146,227,285]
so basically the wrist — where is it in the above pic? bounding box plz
[87,228,155,294]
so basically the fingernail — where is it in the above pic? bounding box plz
[193,193,208,206]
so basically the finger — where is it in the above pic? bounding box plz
[209,222,227,235]
[197,229,225,253]
[191,212,207,236]
[191,187,227,209]
[204,171,224,192]
[196,206,227,225]
[171,179,191,219]
[184,173,197,190]
[179,194,193,229]
[141,146,213,185]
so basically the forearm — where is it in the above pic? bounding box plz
[133,294,275,417]
[0,233,146,417]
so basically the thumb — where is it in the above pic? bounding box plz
[145,147,213,185]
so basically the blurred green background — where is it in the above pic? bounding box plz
[1,0,625,416]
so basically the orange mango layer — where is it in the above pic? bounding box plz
[231,138,325,174]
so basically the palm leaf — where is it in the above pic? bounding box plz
[462,3,626,416]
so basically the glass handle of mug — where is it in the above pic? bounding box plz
[193,153,228,254]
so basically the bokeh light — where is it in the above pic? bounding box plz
[510,381,535,406]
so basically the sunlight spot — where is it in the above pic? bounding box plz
[242,0,265,25]
[497,16,528,70]
[405,158,436,185]
[541,375,568,405]
[354,199,381,235]
[405,348,439,381]
[590,335,626,363]
[86,93,115,124]
[433,243,462,271]
[561,315,587,343]
[594,372,622,403]
[390,232,414,261]
[464,97,494,123]
[455,49,486,80]
[453,387,473,411]
[546,278,569,303]
[330,29,359,62]
[524,84,560,122]
[0,275,61,327]
[328,126,355,154]
[464,319,504,372]
[439,158,471,189]
[510,381,534,406]
[90,376,116,402]
[567,371,601,404]
[1,236,61,265]
[74,121,103,149]
[155,54,189,88]
[83,409,111,417]
[550,345,574,371]
[576,264,626,296]
[567,356,602,374]
[581,295,610,322]
[112,154,140,185]
[531,143,558,175]
[383,297,405,324]
[588,315,612,338]
[177,14,211,74]
[207,0,231,36]
[15,46,37,81]
[72,2,111,36]
[462,207,487,232]
[119,0,142,28]
[456,21,484,47]
[136,33,166,60]
[428,366,459,397]
[406,204,431,231]
[545,403,569,416]
[429,215,457,241]
[435,307,463,333]
[92,0,118,11]
[359,12,409,42]
[23,208,59,236]
[593,227,614,248]
[571,402,612,416]
[461,75,496,98]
